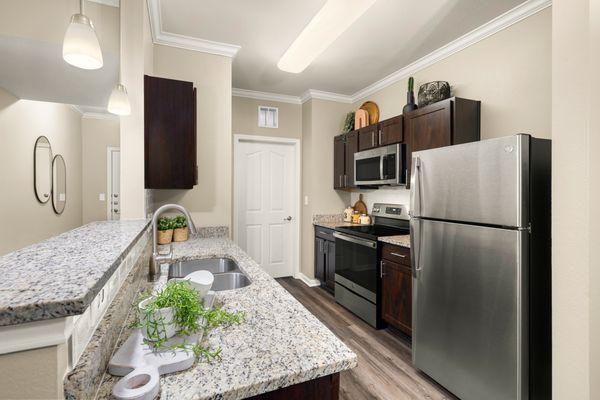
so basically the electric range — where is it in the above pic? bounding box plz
[333,203,409,328]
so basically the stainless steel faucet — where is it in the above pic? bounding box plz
[149,204,197,276]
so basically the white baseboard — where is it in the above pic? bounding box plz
[294,272,321,287]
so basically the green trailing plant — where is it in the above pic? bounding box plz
[172,215,188,229]
[157,216,174,231]
[133,280,245,361]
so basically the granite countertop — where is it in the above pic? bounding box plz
[98,236,357,400]
[0,219,150,326]
[312,213,365,229]
[378,235,411,248]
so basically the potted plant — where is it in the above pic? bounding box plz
[135,280,245,358]
[137,280,203,344]
[173,215,189,242]
[157,217,174,244]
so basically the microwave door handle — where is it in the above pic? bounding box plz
[380,155,384,181]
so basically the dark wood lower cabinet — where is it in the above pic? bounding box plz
[247,373,340,400]
[315,227,336,292]
[381,243,412,336]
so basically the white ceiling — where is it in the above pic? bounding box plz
[0,0,119,108]
[158,0,527,96]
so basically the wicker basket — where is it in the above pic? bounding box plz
[173,228,189,242]
[157,229,173,244]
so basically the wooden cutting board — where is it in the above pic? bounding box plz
[355,109,369,129]
[353,194,367,215]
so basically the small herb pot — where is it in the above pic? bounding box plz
[157,229,173,245]
[173,227,188,242]
[138,297,177,341]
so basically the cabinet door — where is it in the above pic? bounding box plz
[407,100,452,153]
[379,115,403,145]
[405,99,452,189]
[333,135,346,189]
[315,237,325,283]
[381,259,412,335]
[144,75,197,189]
[358,125,379,151]
[325,240,336,291]
[344,131,358,187]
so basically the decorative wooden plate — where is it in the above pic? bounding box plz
[360,101,379,125]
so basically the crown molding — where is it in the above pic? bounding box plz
[147,0,241,58]
[71,105,119,120]
[300,89,353,104]
[351,0,551,102]
[232,88,301,105]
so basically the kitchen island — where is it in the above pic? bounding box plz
[87,235,357,399]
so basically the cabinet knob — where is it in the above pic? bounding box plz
[283,216,292,221]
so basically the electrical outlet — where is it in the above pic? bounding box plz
[304,195,309,206]
[99,193,106,201]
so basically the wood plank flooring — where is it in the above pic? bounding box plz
[277,278,458,400]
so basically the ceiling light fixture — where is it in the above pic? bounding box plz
[277,0,377,73]
[63,0,104,70]
[108,4,131,116]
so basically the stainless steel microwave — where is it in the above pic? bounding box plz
[354,143,407,186]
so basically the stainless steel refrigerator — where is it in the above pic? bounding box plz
[409,134,551,400]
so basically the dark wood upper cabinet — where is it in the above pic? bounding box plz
[379,115,403,146]
[357,124,379,151]
[344,131,358,187]
[405,97,480,188]
[333,135,346,189]
[381,258,412,336]
[333,131,358,189]
[144,75,197,189]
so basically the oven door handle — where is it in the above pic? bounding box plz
[333,232,377,248]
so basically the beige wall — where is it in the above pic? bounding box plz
[0,88,82,256]
[82,117,120,224]
[119,0,148,220]
[552,1,600,399]
[232,97,302,139]
[0,344,68,399]
[301,99,352,278]
[353,8,551,141]
[343,8,552,213]
[152,45,233,228]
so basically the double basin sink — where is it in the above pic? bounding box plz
[167,257,251,291]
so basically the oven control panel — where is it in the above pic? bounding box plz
[371,203,410,220]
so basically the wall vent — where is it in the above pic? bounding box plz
[258,106,278,128]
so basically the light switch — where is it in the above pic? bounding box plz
[99,193,106,201]
[304,196,309,206]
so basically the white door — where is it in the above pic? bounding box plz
[235,138,298,278]
[107,147,120,220]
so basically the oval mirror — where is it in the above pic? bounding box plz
[52,155,66,214]
[34,136,52,203]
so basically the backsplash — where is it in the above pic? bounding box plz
[350,187,410,214]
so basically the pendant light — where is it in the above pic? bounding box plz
[63,0,103,70]
[107,3,131,116]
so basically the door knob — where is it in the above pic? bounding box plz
[284,216,292,221]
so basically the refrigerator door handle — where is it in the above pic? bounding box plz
[410,218,422,276]
[410,156,422,217]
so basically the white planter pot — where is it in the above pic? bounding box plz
[138,297,177,341]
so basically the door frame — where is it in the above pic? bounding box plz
[106,146,120,220]
[233,134,301,278]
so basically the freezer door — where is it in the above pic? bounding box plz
[410,134,529,228]
[411,218,528,400]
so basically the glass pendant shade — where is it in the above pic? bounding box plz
[108,83,131,116]
[62,14,103,70]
